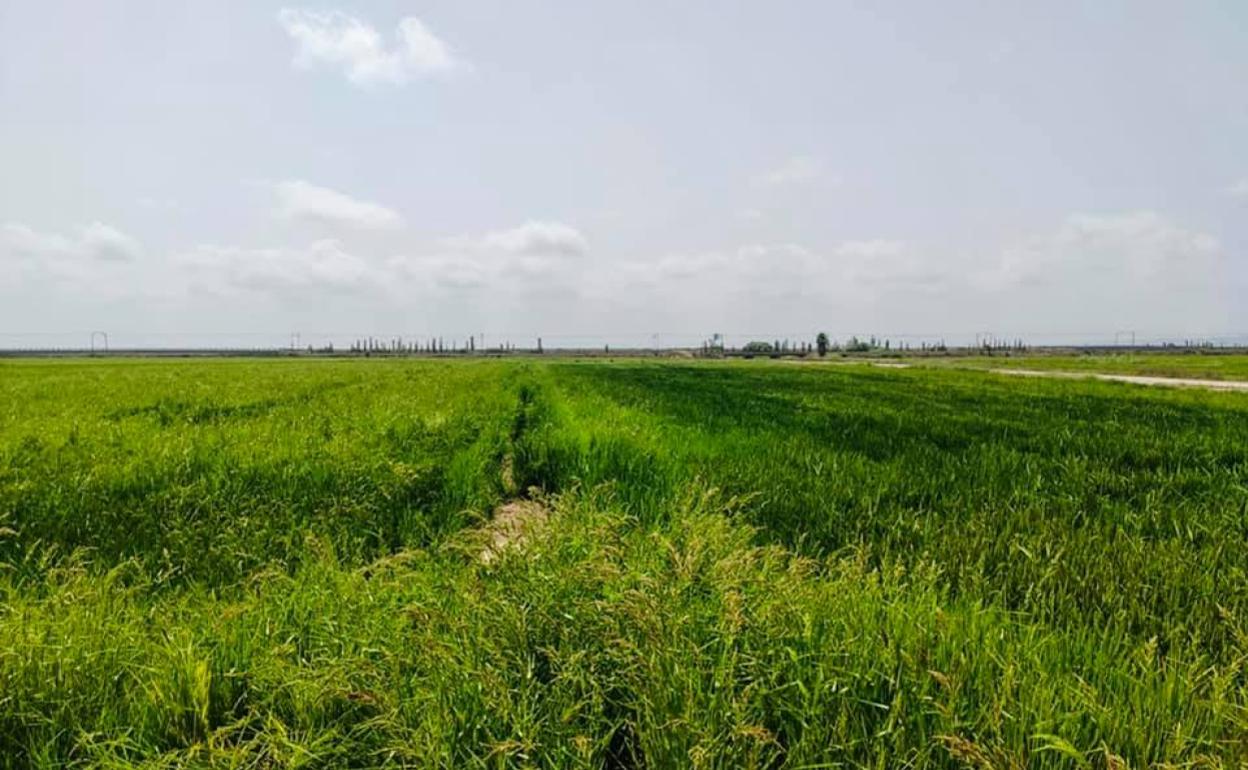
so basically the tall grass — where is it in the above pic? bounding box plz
[935,352,1248,381]
[0,359,523,583]
[5,490,1245,767]
[545,363,1248,659]
[1,357,1246,767]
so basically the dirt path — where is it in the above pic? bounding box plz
[478,497,549,564]
[477,421,550,564]
[984,367,1248,392]
[786,357,1248,392]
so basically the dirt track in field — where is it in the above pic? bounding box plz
[478,497,549,564]
[786,358,1248,392]
[984,367,1248,392]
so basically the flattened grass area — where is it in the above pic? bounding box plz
[2,357,1246,767]
[931,352,1248,381]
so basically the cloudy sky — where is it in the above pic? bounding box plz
[1,1,1245,348]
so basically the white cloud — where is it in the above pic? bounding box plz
[0,222,161,304]
[81,223,144,262]
[589,211,1229,337]
[2,223,74,264]
[0,223,385,304]
[628,240,915,287]
[983,211,1220,290]
[974,211,1227,333]
[607,243,813,302]
[4,209,1227,343]
[2,221,142,264]
[1227,178,1248,198]
[757,155,824,186]
[278,9,458,86]
[607,240,935,309]
[4,217,592,309]
[273,180,402,229]
[389,254,489,291]
[475,221,589,257]
[180,240,378,296]
[394,221,589,294]
[833,240,945,290]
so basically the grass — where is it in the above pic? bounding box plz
[0,358,522,583]
[1,356,1247,767]
[925,352,1248,381]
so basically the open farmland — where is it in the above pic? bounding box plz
[931,352,1248,382]
[2,357,1247,768]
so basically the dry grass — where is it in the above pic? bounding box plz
[478,493,550,564]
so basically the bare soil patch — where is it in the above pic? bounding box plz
[988,368,1248,392]
[478,496,550,564]
[785,357,1248,392]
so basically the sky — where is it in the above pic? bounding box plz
[1,1,1246,349]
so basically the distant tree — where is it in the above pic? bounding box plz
[816,332,829,357]
[743,341,773,353]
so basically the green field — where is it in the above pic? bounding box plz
[931,352,1248,381]
[2,358,1247,768]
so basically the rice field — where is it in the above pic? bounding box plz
[1,357,1246,768]
[932,352,1248,381]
